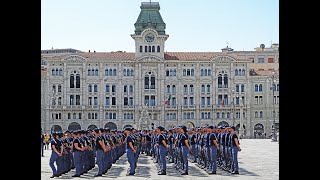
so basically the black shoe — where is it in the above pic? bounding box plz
[181,172,188,175]
[209,171,216,174]
[231,171,239,174]
[50,174,57,178]
[158,171,166,175]
[72,174,80,177]
[94,174,102,177]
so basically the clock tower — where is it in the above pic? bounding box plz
[131,2,169,59]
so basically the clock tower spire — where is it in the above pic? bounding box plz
[131,2,169,59]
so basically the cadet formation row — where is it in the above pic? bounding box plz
[48,125,241,178]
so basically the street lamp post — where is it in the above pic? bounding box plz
[271,71,277,142]
[50,89,56,134]
[239,96,244,137]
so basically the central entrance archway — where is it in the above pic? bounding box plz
[68,122,81,131]
[51,125,62,133]
[218,121,229,127]
[123,124,133,130]
[254,123,264,138]
[87,124,98,130]
[105,122,117,130]
[186,121,195,129]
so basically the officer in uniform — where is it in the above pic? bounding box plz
[124,127,136,176]
[208,125,219,174]
[180,126,191,175]
[167,129,174,163]
[93,128,107,177]
[49,132,63,178]
[189,128,197,163]
[72,130,83,177]
[229,126,241,174]
[156,126,168,175]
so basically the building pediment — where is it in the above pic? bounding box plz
[63,55,87,63]
[211,55,236,62]
[136,55,164,62]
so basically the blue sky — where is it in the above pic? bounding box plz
[41,0,279,52]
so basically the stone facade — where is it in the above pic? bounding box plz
[41,2,279,138]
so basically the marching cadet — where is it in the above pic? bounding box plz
[156,126,168,175]
[110,129,118,163]
[180,126,191,175]
[124,127,136,176]
[56,132,64,176]
[224,126,232,171]
[49,132,63,178]
[71,130,83,177]
[145,130,152,156]
[208,125,219,174]
[229,126,241,174]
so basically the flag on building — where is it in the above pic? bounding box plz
[165,94,171,105]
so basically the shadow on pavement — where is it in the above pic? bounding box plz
[104,166,126,178]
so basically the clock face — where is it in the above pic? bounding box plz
[145,33,155,43]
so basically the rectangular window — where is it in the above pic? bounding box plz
[207,97,210,106]
[88,97,92,105]
[258,58,265,63]
[151,77,155,89]
[70,95,74,105]
[189,97,194,106]
[76,95,80,105]
[144,77,149,89]
[112,97,116,105]
[172,97,176,106]
[94,97,98,105]
[129,97,133,106]
[184,97,188,106]
[105,97,110,106]
[150,96,155,106]
[144,96,149,106]
[124,97,128,106]
[268,58,274,63]
[201,97,205,106]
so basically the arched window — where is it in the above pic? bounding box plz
[124,85,127,93]
[123,69,126,76]
[187,69,190,76]
[94,84,98,92]
[184,85,188,93]
[183,69,186,76]
[127,69,130,76]
[58,113,61,119]
[208,69,211,76]
[207,84,210,92]
[56,69,59,76]
[166,70,169,76]
[68,113,71,119]
[79,113,81,119]
[259,84,263,91]
[224,74,228,87]
[227,112,230,118]
[58,85,61,92]
[106,84,110,92]
[173,69,176,76]
[152,46,155,52]
[217,112,220,119]
[76,74,80,88]
[95,69,98,76]
[190,85,194,93]
[157,46,160,52]
[241,84,245,92]
[140,46,142,52]
[235,69,238,76]
[255,84,258,91]
[113,113,116,119]
[58,97,61,105]
[148,46,151,52]
[91,69,94,76]
[112,85,116,92]
[109,68,112,76]
[59,68,63,76]
[236,84,239,92]
[191,69,194,76]
[129,85,133,92]
[52,69,55,76]
[145,46,148,52]
[167,85,170,93]
[105,69,108,76]
[130,69,134,76]
[105,112,108,119]
[255,111,258,118]
[172,85,176,93]
[201,112,204,119]
[201,69,204,76]
[218,74,222,88]
[113,69,117,76]
[52,85,56,93]
[73,113,76,119]
[124,113,127,120]
[88,84,92,92]
[191,112,194,119]
[222,112,225,119]
[109,113,112,119]
[201,84,205,93]
[70,75,74,88]
[204,69,208,76]
[95,113,98,119]
[88,113,91,119]
[260,111,263,118]
[88,69,91,76]
[170,69,173,76]
[242,69,246,76]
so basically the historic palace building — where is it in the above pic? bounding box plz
[41,2,279,138]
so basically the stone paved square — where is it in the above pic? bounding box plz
[41,139,279,180]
